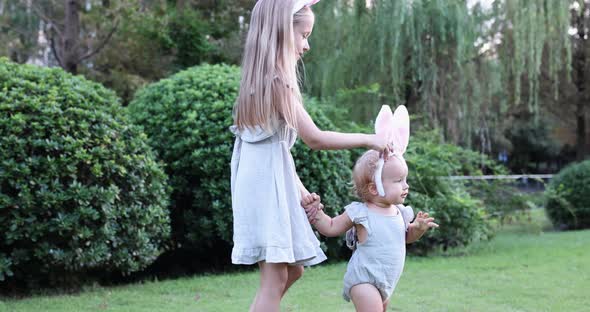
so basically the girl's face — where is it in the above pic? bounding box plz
[380,156,410,205]
[293,12,315,60]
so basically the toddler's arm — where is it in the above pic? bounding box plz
[406,211,439,243]
[302,194,353,237]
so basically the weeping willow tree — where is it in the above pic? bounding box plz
[304,0,572,150]
[498,0,572,111]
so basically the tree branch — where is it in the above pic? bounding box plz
[463,48,495,65]
[21,0,64,39]
[78,19,119,62]
[49,36,63,67]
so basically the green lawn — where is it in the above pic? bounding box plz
[1,209,589,312]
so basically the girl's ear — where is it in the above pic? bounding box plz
[391,105,409,155]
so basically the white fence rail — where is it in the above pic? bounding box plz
[444,174,554,181]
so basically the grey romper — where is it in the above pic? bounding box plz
[343,202,414,302]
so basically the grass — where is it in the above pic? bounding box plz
[1,209,589,312]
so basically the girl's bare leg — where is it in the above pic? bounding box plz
[282,265,304,297]
[383,298,390,311]
[350,283,384,312]
[250,262,288,312]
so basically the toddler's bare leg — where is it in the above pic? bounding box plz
[350,283,384,312]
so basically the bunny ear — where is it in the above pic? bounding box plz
[375,105,394,143]
[391,105,410,155]
[292,0,320,14]
[374,105,393,197]
[373,105,409,197]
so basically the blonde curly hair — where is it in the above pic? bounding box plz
[352,150,381,202]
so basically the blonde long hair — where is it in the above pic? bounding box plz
[234,0,313,132]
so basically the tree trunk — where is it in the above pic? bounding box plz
[177,0,185,12]
[63,0,81,74]
[572,1,588,160]
[576,100,587,160]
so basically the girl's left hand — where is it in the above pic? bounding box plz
[413,211,439,231]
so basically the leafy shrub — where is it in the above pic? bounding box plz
[442,145,535,224]
[545,160,590,230]
[403,129,493,254]
[128,64,353,259]
[505,115,560,173]
[470,180,538,224]
[0,58,170,286]
[129,64,238,252]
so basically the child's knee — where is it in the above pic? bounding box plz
[288,265,304,281]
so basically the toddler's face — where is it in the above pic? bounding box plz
[293,12,314,60]
[380,156,409,205]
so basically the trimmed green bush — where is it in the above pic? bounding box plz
[0,58,170,285]
[402,129,493,254]
[545,160,590,230]
[128,64,353,258]
[128,64,239,252]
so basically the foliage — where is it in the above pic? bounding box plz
[167,10,220,68]
[402,129,494,254]
[306,0,572,148]
[83,3,220,104]
[81,4,176,105]
[0,1,40,63]
[504,114,561,172]
[499,0,572,109]
[4,1,583,160]
[0,59,170,287]
[129,64,239,252]
[0,1,240,104]
[544,160,590,230]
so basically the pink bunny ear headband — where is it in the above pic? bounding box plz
[373,105,410,197]
[292,0,320,14]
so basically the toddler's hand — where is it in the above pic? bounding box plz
[413,211,439,231]
[301,193,322,224]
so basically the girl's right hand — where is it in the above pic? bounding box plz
[370,133,391,157]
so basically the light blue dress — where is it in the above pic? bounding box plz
[343,202,414,302]
[230,123,326,266]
